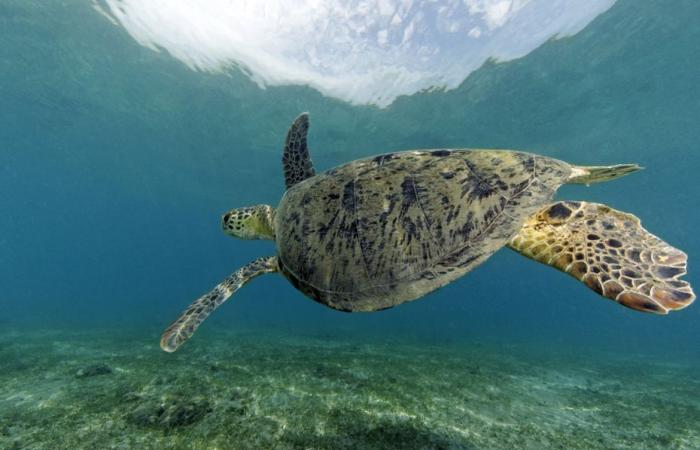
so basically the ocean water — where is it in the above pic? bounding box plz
[1,0,699,448]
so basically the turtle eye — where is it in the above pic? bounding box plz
[223,213,232,223]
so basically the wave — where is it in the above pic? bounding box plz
[93,0,616,107]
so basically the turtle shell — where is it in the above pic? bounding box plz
[275,149,571,311]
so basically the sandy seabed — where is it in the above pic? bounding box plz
[1,327,698,449]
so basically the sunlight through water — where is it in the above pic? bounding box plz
[93,0,616,106]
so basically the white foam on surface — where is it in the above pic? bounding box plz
[93,0,616,107]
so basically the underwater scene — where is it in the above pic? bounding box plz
[2,0,699,448]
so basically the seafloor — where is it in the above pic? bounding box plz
[1,327,699,450]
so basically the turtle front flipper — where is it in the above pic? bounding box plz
[508,201,695,314]
[283,112,315,189]
[160,256,278,352]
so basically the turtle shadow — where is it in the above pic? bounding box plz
[281,406,475,450]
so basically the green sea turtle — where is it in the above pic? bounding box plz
[160,113,695,352]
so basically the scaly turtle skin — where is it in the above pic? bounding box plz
[159,113,694,352]
[510,201,695,313]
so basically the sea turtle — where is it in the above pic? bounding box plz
[160,113,695,352]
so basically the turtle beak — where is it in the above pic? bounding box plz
[221,212,233,233]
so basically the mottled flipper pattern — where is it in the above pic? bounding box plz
[283,112,315,189]
[160,256,278,352]
[508,201,695,314]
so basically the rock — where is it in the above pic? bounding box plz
[75,363,112,378]
[129,395,211,429]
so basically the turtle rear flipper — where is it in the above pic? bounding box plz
[160,256,278,352]
[508,201,695,314]
[567,164,642,185]
[283,112,315,189]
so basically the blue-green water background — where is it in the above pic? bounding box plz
[1,0,698,360]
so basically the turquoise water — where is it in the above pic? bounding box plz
[1,0,699,448]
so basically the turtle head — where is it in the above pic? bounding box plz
[222,205,275,240]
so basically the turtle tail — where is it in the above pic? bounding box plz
[567,164,642,185]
